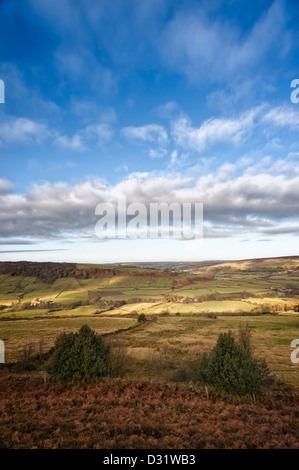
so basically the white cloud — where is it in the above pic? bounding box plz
[171,107,260,153]
[167,149,189,169]
[149,147,167,159]
[1,156,299,240]
[0,179,15,194]
[263,106,299,129]
[0,117,50,145]
[84,123,113,144]
[160,1,290,83]
[54,134,86,152]
[121,124,168,144]
[158,101,179,118]
[170,150,178,166]
[54,123,113,151]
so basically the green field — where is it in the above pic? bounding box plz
[1,316,138,362]
[0,257,299,386]
[120,314,299,386]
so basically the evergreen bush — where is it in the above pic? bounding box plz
[198,331,274,395]
[46,324,110,383]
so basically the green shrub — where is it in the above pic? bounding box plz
[46,324,110,383]
[198,331,274,396]
[137,313,146,323]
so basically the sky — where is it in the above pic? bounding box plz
[0,0,299,263]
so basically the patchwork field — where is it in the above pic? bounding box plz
[0,258,299,450]
[0,257,298,385]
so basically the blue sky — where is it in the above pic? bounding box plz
[0,0,299,263]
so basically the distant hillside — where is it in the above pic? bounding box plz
[120,261,230,271]
[0,261,175,283]
[1,256,299,282]
[121,256,299,273]
[203,256,299,273]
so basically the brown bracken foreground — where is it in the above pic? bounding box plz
[0,378,298,449]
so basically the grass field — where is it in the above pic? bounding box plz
[140,300,255,314]
[1,311,298,385]
[0,316,138,362]
[0,258,299,450]
[0,257,298,386]
[117,314,299,386]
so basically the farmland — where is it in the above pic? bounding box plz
[0,257,299,385]
[0,257,298,449]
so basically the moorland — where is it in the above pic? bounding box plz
[0,256,298,448]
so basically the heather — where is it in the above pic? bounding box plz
[0,379,298,449]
